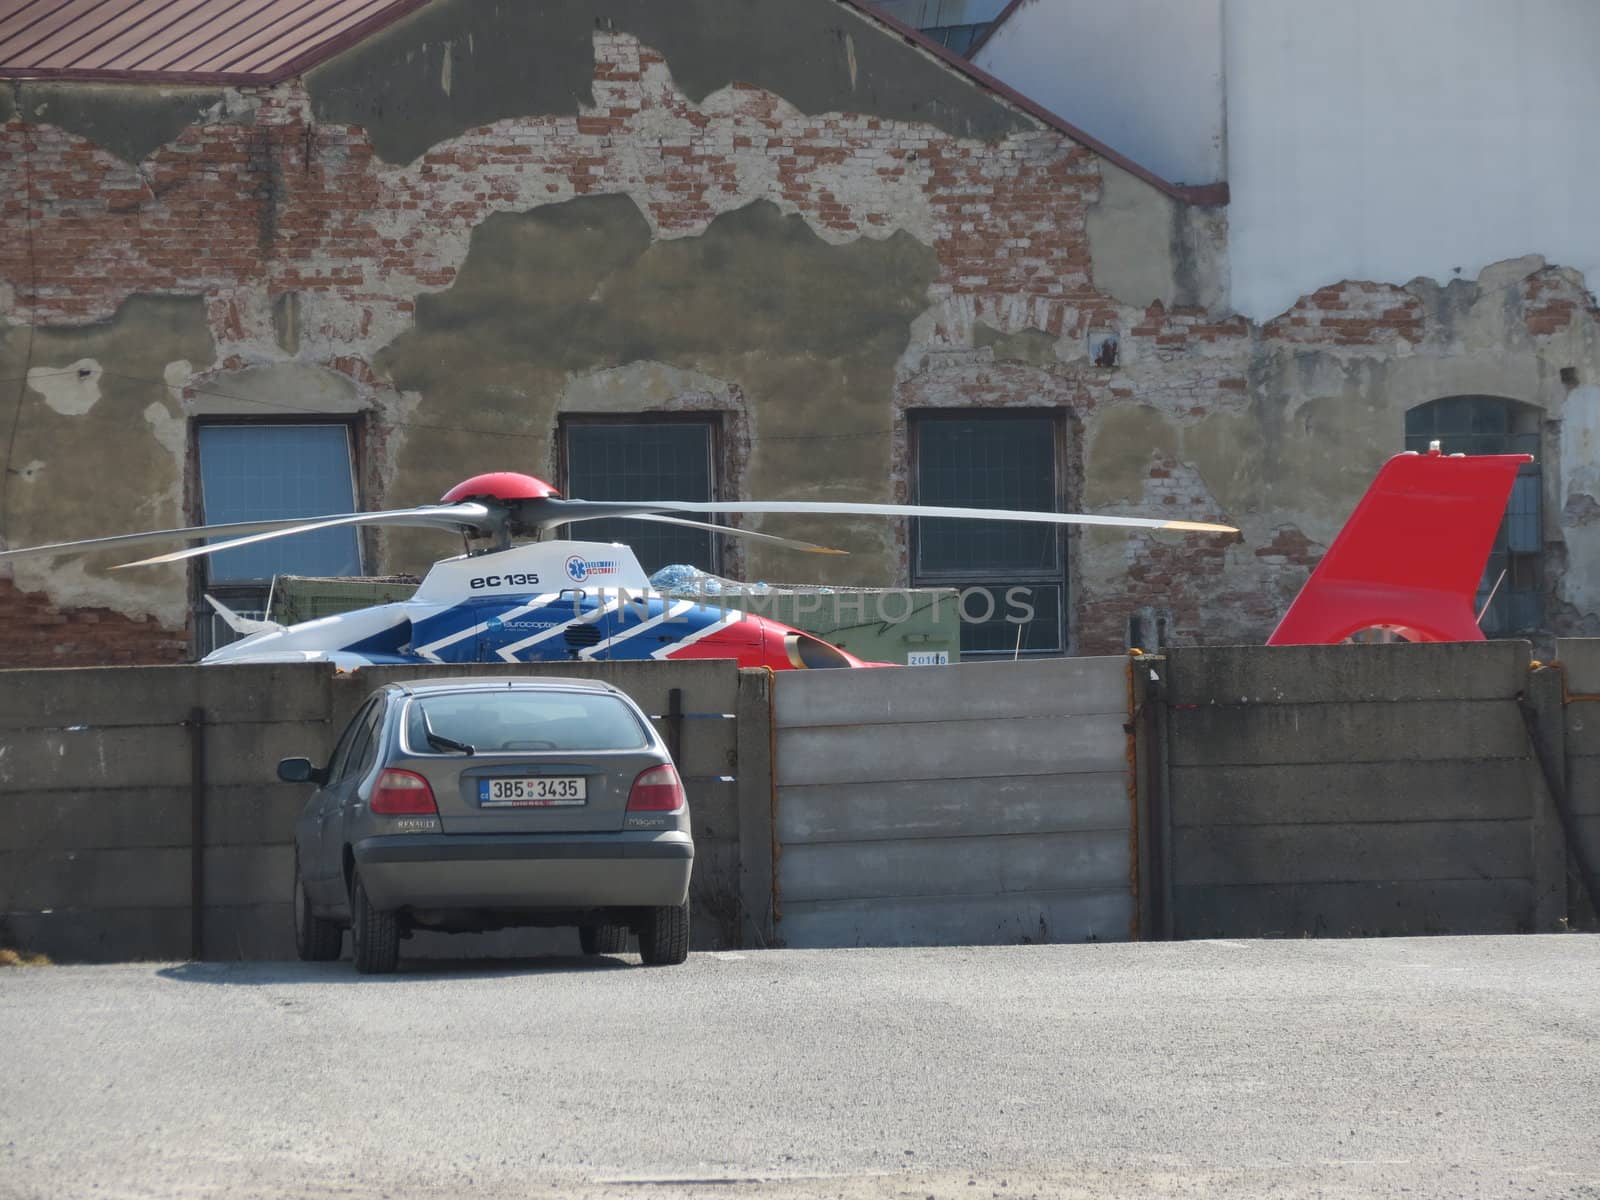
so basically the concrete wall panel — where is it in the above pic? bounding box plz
[1171,761,1535,826]
[777,772,1127,845]
[1166,643,1530,707]
[0,726,193,790]
[1559,711,1600,761]
[1,904,299,963]
[1555,759,1600,817]
[1163,642,1553,938]
[0,787,189,852]
[1176,880,1534,939]
[1557,640,1600,695]
[1,907,190,963]
[773,658,1136,948]
[0,787,304,853]
[775,657,1128,727]
[778,713,1128,788]
[782,830,1130,905]
[779,888,1134,949]
[1169,702,1526,767]
[1174,820,1528,889]
[3,847,192,910]
[0,665,333,728]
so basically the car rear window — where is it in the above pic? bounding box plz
[402,691,650,754]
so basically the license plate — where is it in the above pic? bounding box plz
[479,777,587,806]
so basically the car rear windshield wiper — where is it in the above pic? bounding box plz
[419,706,474,755]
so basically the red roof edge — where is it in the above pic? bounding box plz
[843,0,1228,207]
[0,64,274,85]
[961,0,1025,60]
[268,0,435,82]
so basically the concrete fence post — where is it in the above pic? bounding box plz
[1130,655,1168,941]
[735,668,775,949]
[185,706,207,961]
[1524,663,1570,931]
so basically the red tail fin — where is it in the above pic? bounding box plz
[1266,450,1530,646]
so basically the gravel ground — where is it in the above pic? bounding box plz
[2,936,1599,1199]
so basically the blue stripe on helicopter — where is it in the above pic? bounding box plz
[380,593,737,664]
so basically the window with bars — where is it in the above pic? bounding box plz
[910,412,1066,657]
[1403,396,1543,635]
[562,419,719,575]
[193,422,362,655]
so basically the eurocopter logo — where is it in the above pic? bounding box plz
[565,556,620,583]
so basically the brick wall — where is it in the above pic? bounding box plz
[0,581,186,667]
[3,24,1596,663]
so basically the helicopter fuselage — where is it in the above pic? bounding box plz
[201,540,870,670]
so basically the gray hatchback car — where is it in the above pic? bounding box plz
[279,677,694,973]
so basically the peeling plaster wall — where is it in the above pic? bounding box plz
[1,0,1598,666]
[305,0,1035,164]
[1070,257,1600,651]
[375,196,938,579]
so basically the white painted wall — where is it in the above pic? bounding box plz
[972,0,1224,188]
[972,0,1600,321]
[1228,0,1600,320]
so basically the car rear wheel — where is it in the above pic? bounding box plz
[293,850,342,962]
[579,922,629,956]
[350,868,399,975]
[638,902,689,966]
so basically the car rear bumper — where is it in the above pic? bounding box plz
[352,831,694,910]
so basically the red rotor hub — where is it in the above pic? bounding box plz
[439,473,561,503]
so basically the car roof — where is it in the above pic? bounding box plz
[382,676,625,698]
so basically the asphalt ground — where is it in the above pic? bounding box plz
[2,936,1598,1199]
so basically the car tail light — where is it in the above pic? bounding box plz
[627,764,685,812]
[371,769,438,815]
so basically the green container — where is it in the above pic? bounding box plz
[268,575,420,625]
[734,586,962,666]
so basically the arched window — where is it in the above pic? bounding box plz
[1404,396,1542,635]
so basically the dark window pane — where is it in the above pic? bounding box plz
[952,583,1063,656]
[915,417,1058,574]
[1506,472,1540,552]
[1405,397,1542,634]
[566,423,715,574]
[405,691,648,753]
[1403,395,1538,458]
[198,425,360,582]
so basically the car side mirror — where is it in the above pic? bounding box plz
[277,757,324,785]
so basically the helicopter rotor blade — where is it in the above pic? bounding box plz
[0,503,496,566]
[568,511,848,555]
[105,504,496,570]
[530,498,1235,535]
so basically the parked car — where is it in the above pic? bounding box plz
[278,676,694,973]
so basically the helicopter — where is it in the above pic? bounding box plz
[0,446,1530,667]
[0,471,1234,671]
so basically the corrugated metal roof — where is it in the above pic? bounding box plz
[0,0,432,84]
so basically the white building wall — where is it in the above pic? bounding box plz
[973,0,1600,322]
[972,0,1224,188]
[1227,0,1600,320]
